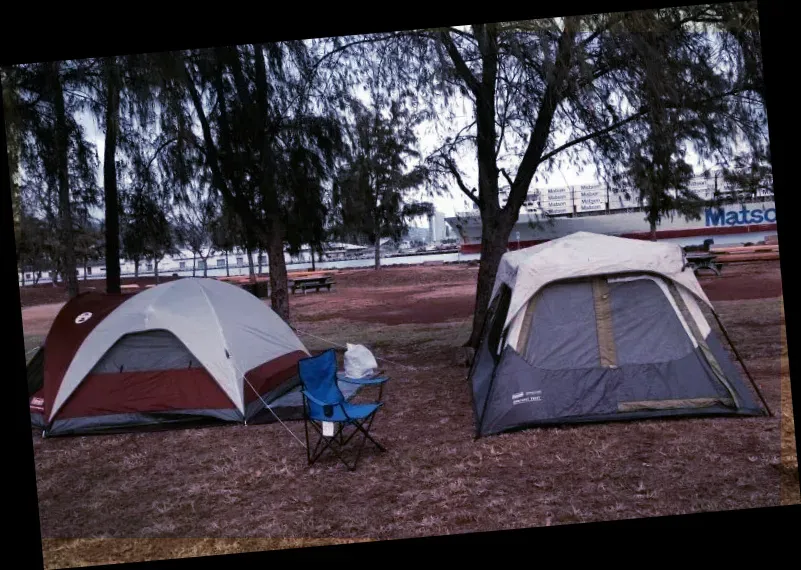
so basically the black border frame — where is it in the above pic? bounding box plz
[3,1,798,568]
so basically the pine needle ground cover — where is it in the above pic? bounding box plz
[21,261,796,568]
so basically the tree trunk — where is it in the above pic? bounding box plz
[650,220,657,241]
[103,57,122,295]
[247,247,256,283]
[192,254,196,277]
[311,249,316,271]
[257,249,263,274]
[51,62,79,299]
[202,255,208,277]
[134,259,139,278]
[154,258,160,284]
[83,260,88,281]
[225,250,230,276]
[466,217,513,350]
[267,221,290,322]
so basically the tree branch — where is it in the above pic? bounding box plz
[442,157,480,207]
[539,86,747,165]
[579,13,629,48]
[506,17,579,215]
[500,168,514,189]
[146,137,179,171]
[438,30,481,97]
[541,112,647,164]
[309,34,395,78]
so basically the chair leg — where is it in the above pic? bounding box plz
[304,417,312,466]
[340,413,386,454]
[306,421,360,470]
[353,415,386,452]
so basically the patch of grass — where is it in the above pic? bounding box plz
[29,261,794,567]
[294,319,472,358]
[41,538,371,569]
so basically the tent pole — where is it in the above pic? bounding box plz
[711,310,773,417]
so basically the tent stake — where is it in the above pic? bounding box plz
[711,310,773,417]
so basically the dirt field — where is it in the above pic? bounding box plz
[20,260,798,568]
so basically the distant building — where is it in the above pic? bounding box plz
[401,210,452,245]
[427,211,449,242]
[402,226,430,244]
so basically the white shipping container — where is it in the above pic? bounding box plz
[575,185,606,212]
[543,204,573,215]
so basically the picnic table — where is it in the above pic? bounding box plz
[290,274,335,294]
[684,252,723,276]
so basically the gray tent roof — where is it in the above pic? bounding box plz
[493,232,711,331]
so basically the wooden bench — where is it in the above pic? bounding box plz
[685,253,723,276]
[291,276,335,294]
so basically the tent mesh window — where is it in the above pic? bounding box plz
[517,275,701,370]
[607,277,696,365]
[90,330,203,374]
[521,280,601,369]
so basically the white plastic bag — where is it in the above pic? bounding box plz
[344,343,378,379]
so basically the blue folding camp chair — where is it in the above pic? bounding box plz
[298,349,388,471]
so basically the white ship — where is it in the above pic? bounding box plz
[445,175,776,254]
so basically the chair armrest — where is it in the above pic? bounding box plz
[301,390,336,408]
[339,376,389,386]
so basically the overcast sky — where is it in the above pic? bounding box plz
[80,110,607,222]
[79,93,710,225]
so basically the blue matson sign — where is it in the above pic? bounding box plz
[705,205,777,226]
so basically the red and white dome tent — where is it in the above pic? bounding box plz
[27,278,309,436]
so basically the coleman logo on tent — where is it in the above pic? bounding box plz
[512,390,542,405]
[74,312,93,324]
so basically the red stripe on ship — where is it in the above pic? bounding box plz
[458,223,779,254]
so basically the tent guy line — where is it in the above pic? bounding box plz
[290,326,420,372]
[235,361,308,449]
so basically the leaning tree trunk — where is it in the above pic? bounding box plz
[257,249,263,274]
[103,57,122,295]
[267,221,290,322]
[311,249,316,271]
[466,216,514,350]
[83,260,88,281]
[51,62,79,299]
